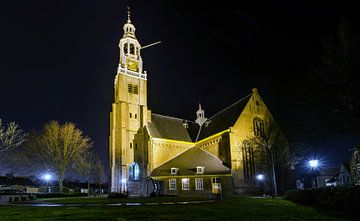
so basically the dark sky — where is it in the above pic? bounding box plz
[1,0,359,175]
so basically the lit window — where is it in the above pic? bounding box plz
[211,177,221,194]
[182,178,190,190]
[170,168,178,175]
[195,178,203,190]
[169,178,176,190]
[196,166,204,174]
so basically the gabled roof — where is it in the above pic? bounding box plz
[147,113,199,142]
[150,147,231,176]
[196,94,252,141]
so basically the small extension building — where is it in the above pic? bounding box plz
[109,10,287,197]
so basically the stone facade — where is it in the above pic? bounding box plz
[109,11,288,196]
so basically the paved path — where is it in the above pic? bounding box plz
[4,200,217,207]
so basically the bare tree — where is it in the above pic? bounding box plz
[93,159,105,195]
[23,121,92,193]
[245,119,288,196]
[0,119,27,156]
[74,149,97,196]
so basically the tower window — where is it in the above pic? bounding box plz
[124,43,128,54]
[130,143,133,149]
[135,114,137,119]
[135,143,138,149]
[133,85,138,94]
[130,113,132,118]
[128,84,138,95]
[130,44,135,55]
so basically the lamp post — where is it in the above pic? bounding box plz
[256,174,265,196]
[309,160,318,188]
[42,173,52,193]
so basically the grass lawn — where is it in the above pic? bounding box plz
[0,197,348,221]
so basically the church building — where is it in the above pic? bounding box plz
[109,10,286,197]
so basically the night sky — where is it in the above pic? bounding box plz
[1,1,359,176]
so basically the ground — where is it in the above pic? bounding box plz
[0,197,348,220]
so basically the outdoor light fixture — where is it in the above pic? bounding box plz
[121,178,127,184]
[256,174,264,181]
[42,173,52,182]
[309,160,318,168]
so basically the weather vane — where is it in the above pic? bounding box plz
[127,6,131,23]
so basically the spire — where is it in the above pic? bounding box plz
[127,6,131,23]
[196,103,207,126]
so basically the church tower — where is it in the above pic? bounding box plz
[109,8,148,192]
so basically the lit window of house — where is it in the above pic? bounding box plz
[211,177,221,194]
[195,178,203,190]
[170,168,178,175]
[196,166,204,174]
[182,178,190,190]
[169,178,176,190]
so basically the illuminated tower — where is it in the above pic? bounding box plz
[109,8,148,192]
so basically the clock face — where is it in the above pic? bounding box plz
[127,58,139,72]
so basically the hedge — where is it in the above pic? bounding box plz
[285,186,360,216]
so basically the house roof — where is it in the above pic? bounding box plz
[0,176,38,187]
[196,94,251,141]
[342,162,350,172]
[150,147,231,176]
[147,93,252,143]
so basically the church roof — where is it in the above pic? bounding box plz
[150,147,231,176]
[147,114,199,142]
[147,93,252,142]
[196,94,252,141]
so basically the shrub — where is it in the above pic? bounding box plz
[36,193,87,198]
[107,192,128,199]
[285,186,360,216]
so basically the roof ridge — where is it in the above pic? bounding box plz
[207,93,252,120]
[152,113,194,122]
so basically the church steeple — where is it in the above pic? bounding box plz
[118,7,143,74]
[195,103,207,126]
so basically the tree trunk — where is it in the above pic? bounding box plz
[87,181,90,197]
[58,174,64,193]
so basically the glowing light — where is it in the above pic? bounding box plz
[256,174,264,181]
[43,174,52,181]
[309,160,318,168]
[121,178,127,184]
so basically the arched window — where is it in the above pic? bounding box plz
[129,162,140,180]
[124,43,128,54]
[253,117,265,137]
[130,43,135,55]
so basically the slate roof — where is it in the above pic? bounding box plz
[196,94,252,141]
[150,147,231,176]
[147,113,199,142]
[147,93,252,143]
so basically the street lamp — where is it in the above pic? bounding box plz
[256,174,265,196]
[308,160,318,188]
[42,173,52,193]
